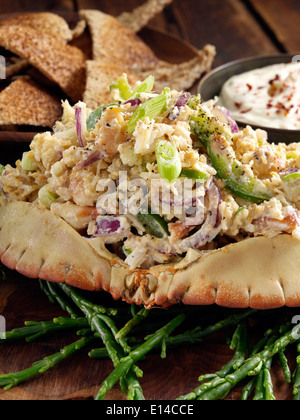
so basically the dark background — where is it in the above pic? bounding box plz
[0,0,299,68]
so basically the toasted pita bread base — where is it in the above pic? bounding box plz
[0,77,62,127]
[118,0,174,33]
[83,60,141,109]
[0,12,74,43]
[1,201,300,309]
[0,25,86,102]
[79,9,159,69]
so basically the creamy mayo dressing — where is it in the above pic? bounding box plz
[219,63,300,130]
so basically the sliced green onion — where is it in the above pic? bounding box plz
[137,212,169,239]
[180,168,208,182]
[129,75,155,99]
[110,73,133,101]
[286,151,298,160]
[122,246,132,257]
[282,172,300,182]
[155,139,182,183]
[234,206,247,217]
[0,164,5,175]
[86,103,116,131]
[21,152,37,171]
[38,184,59,209]
[126,93,168,135]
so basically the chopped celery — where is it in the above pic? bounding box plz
[38,184,59,209]
[86,104,116,131]
[180,168,208,181]
[0,164,5,175]
[137,212,169,239]
[155,140,182,183]
[21,152,37,171]
[126,93,168,135]
[110,74,133,101]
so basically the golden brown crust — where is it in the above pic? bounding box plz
[83,60,140,109]
[117,0,174,33]
[0,25,86,102]
[143,45,216,93]
[79,9,159,70]
[0,12,74,43]
[0,77,62,127]
[1,201,300,309]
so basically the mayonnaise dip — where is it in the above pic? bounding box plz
[219,62,300,130]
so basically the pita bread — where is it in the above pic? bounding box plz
[0,25,86,102]
[141,44,216,93]
[79,10,159,70]
[0,77,62,127]
[83,60,140,109]
[0,12,74,43]
[83,44,215,109]
[118,0,174,33]
[1,201,300,310]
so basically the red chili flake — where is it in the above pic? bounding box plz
[246,83,253,91]
[234,102,242,109]
[240,108,252,114]
[269,74,280,85]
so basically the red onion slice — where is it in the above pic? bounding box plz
[76,148,104,170]
[280,168,300,178]
[148,179,222,256]
[124,98,142,107]
[92,215,131,242]
[175,181,222,253]
[167,92,191,122]
[75,103,87,147]
[212,106,239,134]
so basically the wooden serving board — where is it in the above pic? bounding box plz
[0,269,294,401]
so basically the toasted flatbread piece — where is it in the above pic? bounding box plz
[0,12,74,43]
[118,0,174,33]
[83,60,140,108]
[79,10,159,70]
[0,25,86,102]
[1,201,300,310]
[0,77,62,127]
[141,44,216,92]
[84,44,215,109]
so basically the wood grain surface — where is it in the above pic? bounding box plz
[0,0,300,401]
